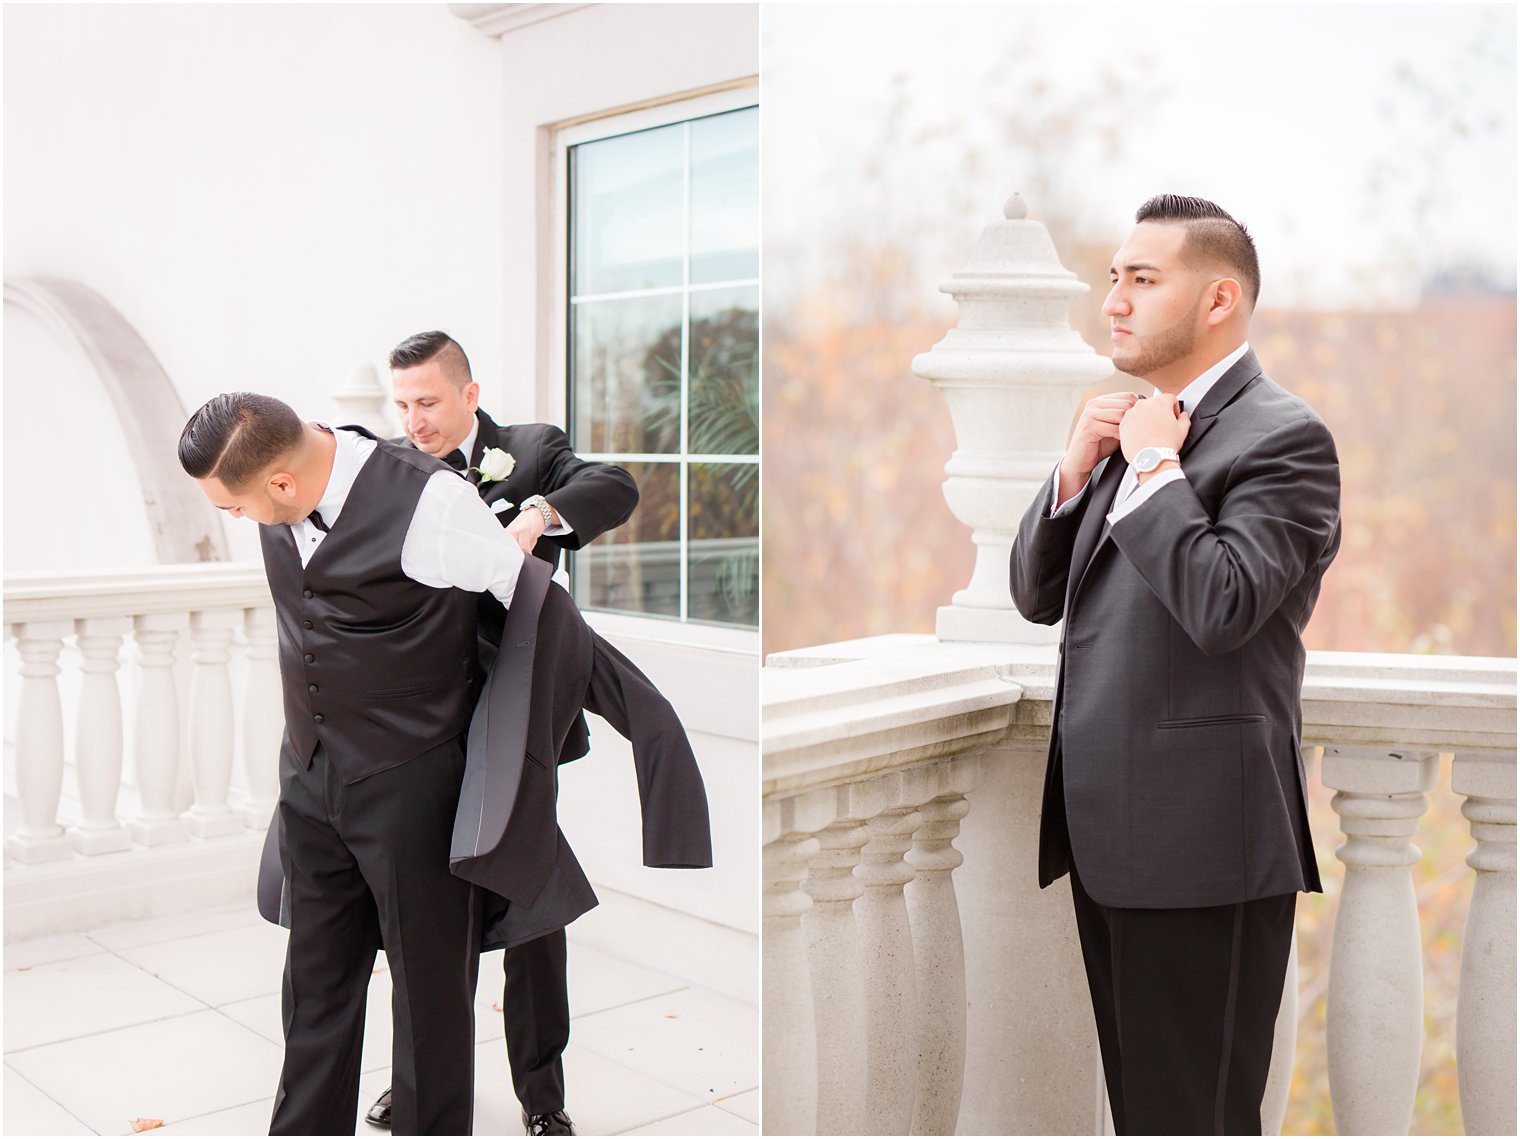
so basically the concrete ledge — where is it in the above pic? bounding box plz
[4,830,264,941]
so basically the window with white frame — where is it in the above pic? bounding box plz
[562,95,758,629]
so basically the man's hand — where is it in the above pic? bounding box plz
[1057,392,1142,506]
[1119,393,1191,464]
[504,507,547,555]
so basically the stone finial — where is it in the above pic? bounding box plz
[332,363,396,436]
[912,197,1112,645]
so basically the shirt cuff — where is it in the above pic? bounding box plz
[1107,467,1186,526]
[1049,461,1091,518]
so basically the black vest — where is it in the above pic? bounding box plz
[259,433,479,783]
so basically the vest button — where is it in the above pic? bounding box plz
[304,653,315,664]
[303,589,314,599]
[313,714,324,724]
[308,684,319,693]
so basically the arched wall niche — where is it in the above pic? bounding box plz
[3,276,228,570]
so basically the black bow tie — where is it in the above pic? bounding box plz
[306,510,329,533]
[443,448,468,471]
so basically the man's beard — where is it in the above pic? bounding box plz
[1113,306,1200,380]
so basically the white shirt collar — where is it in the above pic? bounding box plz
[1164,340,1251,413]
[309,423,377,528]
[454,418,481,468]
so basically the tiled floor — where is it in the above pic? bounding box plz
[4,904,758,1136]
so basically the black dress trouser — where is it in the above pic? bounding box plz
[1067,857,1295,1136]
[270,738,481,1136]
[502,930,571,1114]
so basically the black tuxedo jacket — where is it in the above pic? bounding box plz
[1010,348,1341,909]
[446,408,639,567]
[257,559,713,950]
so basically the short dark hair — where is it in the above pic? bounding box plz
[1135,194,1260,308]
[389,330,473,387]
[178,392,303,491]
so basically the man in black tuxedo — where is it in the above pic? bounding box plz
[364,330,638,1137]
[1010,195,1341,1134]
[180,393,530,1135]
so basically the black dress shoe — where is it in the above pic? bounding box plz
[522,1109,575,1135]
[365,1087,393,1129]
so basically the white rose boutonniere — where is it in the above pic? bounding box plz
[474,447,516,483]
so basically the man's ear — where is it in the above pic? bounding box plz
[464,382,480,413]
[1204,277,1243,326]
[266,470,298,501]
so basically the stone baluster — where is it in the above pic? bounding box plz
[904,760,978,1136]
[1322,746,1438,1135]
[802,799,869,1135]
[129,613,190,844]
[5,620,73,863]
[68,616,133,854]
[1452,750,1517,1136]
[184,607,244,837]
[911,192,1112,644]
[763,791,835,1136]
[1261,926,1299,1136]
[855,776,922,1135]
[239,606,281,827]
[332,361,396,436]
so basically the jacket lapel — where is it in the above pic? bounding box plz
[1067,453,1127,606]
[1179,347,1262,459]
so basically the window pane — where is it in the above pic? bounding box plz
[572,122,684,295]
[689,107,759,284]
[570,294,683,454]
[572,461,681,619]
[689,286,758,457]
[688,461,758,627]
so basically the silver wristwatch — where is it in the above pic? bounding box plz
[1133,446,1180,474]
[520,494,555,528]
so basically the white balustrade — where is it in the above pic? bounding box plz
[1323,746,1438,1135]
[803,805,869,1135]
[905,774,975,1136]
[4,565,277,937]
[69,616,133,854]
[185,607,245,838]
[856,794,921,1135]
[240,606,282,827]
[1452,750,1517,1136]
[129,612,190,844]
[763,792,832,1137]
[7,619,73,863]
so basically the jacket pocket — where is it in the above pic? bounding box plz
[1157,713,1267,730]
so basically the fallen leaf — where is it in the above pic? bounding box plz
[129,1119,165,1133]
[664,1012,679,1019]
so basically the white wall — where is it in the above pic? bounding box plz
[4,3,509,565]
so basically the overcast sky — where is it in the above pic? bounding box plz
[763,2,1517,310]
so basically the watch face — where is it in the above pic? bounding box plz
[1136,448,1159,473]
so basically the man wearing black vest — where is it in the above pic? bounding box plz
[362,330,638,1137]
[1011,196,1341,1134]
[180,392,529,1136]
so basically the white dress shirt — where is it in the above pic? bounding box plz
[290,426,525,607]
[1049,341,1251,524]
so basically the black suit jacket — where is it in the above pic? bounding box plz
[455,408,639,567]
[451,556,713,949]
[257,561,713,950]
[1010,348,1340,909]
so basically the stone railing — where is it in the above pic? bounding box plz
[761,639,1516,1135]
[4,565,278,938]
